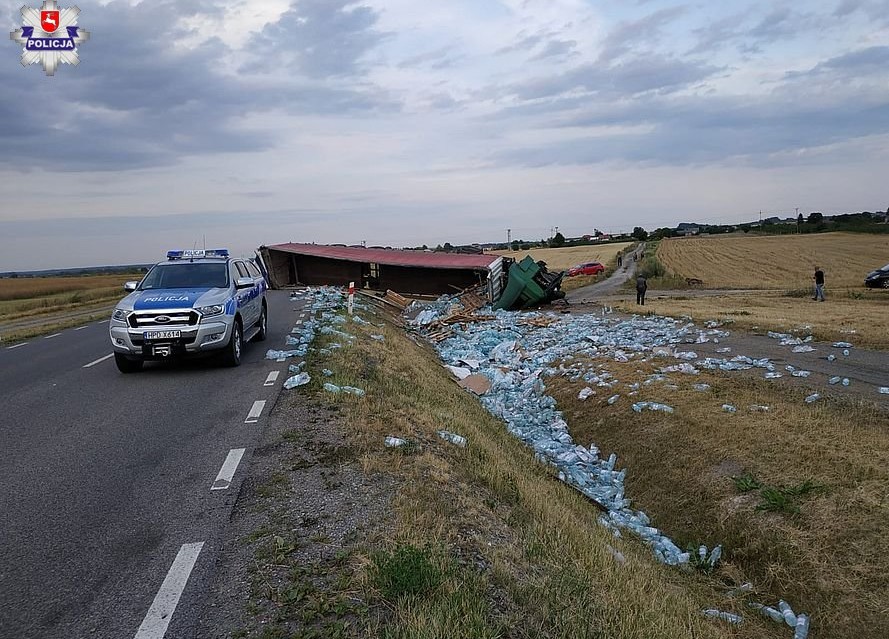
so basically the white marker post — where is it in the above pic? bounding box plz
[348,281,354,315]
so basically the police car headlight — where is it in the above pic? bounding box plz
[112,308,129,321]
[197,304,225,318]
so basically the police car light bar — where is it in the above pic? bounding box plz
[166,249,230,260]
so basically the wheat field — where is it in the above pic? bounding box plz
[657,233,888,289]
[0,274,138,301]
[492,242,636,271]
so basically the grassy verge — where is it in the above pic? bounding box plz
[0,287,124,321]
[0,309,113,344]
[548,364,889,639]
[245,302,793,638]
[612,289,889,349]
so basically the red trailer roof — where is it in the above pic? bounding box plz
[266,243,501,270]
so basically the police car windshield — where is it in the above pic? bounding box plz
[140,262,229,289]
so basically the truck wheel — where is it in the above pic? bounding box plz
[221,320,243,367]
[255,303,268,342]
[115,353,143,373]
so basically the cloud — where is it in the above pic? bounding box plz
[0,0,393,171]
[597,6,688,62]
[246,0,388,78]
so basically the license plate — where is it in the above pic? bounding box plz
[144,330,181,340]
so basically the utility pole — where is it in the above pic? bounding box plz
[507,228,511,246]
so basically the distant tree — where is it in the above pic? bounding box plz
[443,242,454,252]
[549,232,566,248]
[807,212,823,224]
[650,227,674,240]
[520,243,531,250]
[510,240,520,251]
[594,228,603,237]
[631,226,649,241]
[740,224,751,233]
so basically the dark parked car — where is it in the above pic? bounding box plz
[567,261,605,277]
[864,263,889,288]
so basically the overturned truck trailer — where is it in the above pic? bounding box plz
[258,243,506,303]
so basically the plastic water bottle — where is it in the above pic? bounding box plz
[828,376,841,385]
[702,609,743,624]
[794,614,810,639]
[805,393,820,404]
[722,404,737,413]
[778,600,797,627]
[384,436,407,448]
[842,378,850,386]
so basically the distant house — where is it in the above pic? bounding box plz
[676,223,700,236]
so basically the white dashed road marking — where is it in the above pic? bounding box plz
[6,342,28,350]
[83,353,114,368]
[44,333,62,339]
[264,371,279,386]
[74,325,89,331]
[245,400,266,424]
[134,542,204,639]
[210,448,246,491]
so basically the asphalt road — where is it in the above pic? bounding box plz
[0,290,303,639]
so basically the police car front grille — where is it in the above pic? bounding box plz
[128,310,199,328]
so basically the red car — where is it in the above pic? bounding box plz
[567,261,605,276]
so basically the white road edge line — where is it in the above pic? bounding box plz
[245,400,266,423]
[211,448,246,491]
[263,371,279,386]
[6,342,29,350]
[133,542,205,639]
[74,325,89,331]
[44,333,62,339]
[83,353,114,368]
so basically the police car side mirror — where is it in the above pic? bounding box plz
[235,277,253,289]
[124,281,138,292]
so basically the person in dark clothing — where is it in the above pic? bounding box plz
[813,267,825,301]
[618,254,623,267]
[636,275,647,305]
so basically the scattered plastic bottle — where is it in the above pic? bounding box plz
[322,368,333,377]
[880,387,889,395]
[750,603,785,623]
[578,387,595,400]
[827,354,836,362]
[437,430,467,447]
[607,394,620,405]
[828,376,841,385]
[722,404,737,413]
[384,436,407,448]
[694,383,711,391]
[283,372,310,389]
[843,348,850,357]
[702,609,743,625]
[842,378,850,387]
[794,614,810,639]
[805,393,820,404]
[778,600,797,628]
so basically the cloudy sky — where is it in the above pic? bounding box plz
[2,0,888,270]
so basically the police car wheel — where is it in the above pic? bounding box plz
[115,352,143,373]
[221,320,243,367]
[256,303,268,342]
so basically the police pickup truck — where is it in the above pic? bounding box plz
[109,249,268,373]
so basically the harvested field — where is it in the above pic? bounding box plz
[657,232,888,289]
[492,242,635,271]
[613,289,889,349]
[550,365,889,639]
[0,274,137,301]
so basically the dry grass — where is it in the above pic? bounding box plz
[657,233,888,289]
[492,242,635,271]
[302,304,787,638]
[0,274,138,301]
[549,362,889,639]
[613,289,889,349]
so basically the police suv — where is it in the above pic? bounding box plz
[109,249,268,373]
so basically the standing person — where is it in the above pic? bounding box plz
[617,253,622,267]
[813,266,825,301]
[636,274,647,305]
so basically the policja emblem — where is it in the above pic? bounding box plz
[9,0,89,76]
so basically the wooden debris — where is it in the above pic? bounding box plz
[459,374,492,395]
[384,290,410,309]
[520,316,560,328]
